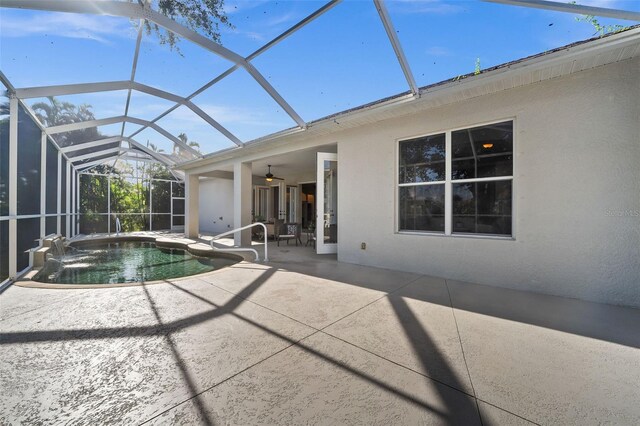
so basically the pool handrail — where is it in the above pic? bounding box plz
[209,222,268,262]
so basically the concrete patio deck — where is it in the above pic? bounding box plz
[1,240,639,425]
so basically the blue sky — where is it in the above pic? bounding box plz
[1,0,638,154]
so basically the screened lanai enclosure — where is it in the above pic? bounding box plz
[1,0,639,285]
[0,90,187,282]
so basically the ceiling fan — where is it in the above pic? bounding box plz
[265,165,284,182]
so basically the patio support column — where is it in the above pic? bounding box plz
[8,95,18,279]
[57,151,61,235]
[65,162,71,237]
[233,161,252,247]
[40,131,46,238]
[185,173,199,239]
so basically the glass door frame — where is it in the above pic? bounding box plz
[316,152,337,254]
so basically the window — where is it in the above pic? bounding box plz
[398,120,513,237]
[398,134,445,232]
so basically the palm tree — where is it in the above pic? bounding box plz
[32,97,101,147]
[175,132,201,156]
[31,96,77,126]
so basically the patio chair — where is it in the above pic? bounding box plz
[270,219,283,240]
[277,223,302,246]
[305,227,317,248]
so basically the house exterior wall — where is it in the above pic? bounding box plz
[198,177,234,234]
[337,57,639,308]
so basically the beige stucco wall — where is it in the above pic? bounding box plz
[199,177,235,234]
[337,57,640,308]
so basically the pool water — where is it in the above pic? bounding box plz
[33,241,237,284]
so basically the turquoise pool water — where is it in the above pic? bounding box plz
[33,241,237,284]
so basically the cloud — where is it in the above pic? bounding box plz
[230,30,269,43]
[192,103,288,128]
[222,3,308,44]
[1,11,134,43]
[388,0,465,15]
[265,11,298,28]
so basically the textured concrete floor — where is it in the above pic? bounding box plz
[1,241,639,425]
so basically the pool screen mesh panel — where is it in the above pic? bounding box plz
[1,0,637,168]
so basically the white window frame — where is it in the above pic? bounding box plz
[396,117,516,240]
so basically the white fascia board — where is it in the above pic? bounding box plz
[484,0,640,21]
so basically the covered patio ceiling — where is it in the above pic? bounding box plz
[1,0,639,172]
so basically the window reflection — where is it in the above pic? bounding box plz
[452,121,512,179]
[399,185,445,232]
[399,134,446,183]
[453,181,512,235]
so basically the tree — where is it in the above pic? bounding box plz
[31,96,77,127]
[138,0,234,53]
[32,97,101,147]
[0,101,9,117]
[176,132,201,156]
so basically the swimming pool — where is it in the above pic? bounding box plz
[33,240,238,285]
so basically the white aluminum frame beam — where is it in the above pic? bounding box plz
[76,155,121,171]
[483,0,640,21]
[128,0,340,143]
[121,20,144,137]
[120,155,161,164]
[14,81,130,99]
[121,147,152,158]
[60,136,124,153]
[44,115,199,158]
[59,135,174,167]
[373,0,418,96]
[125,137,176,167]
[46,116,125,134]
[0,71,75,164]
[2,0,306,128]
[15,80,241,147]
[125,117,202,156]
[70,146,122,163]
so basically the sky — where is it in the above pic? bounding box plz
[1,0,639,155]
